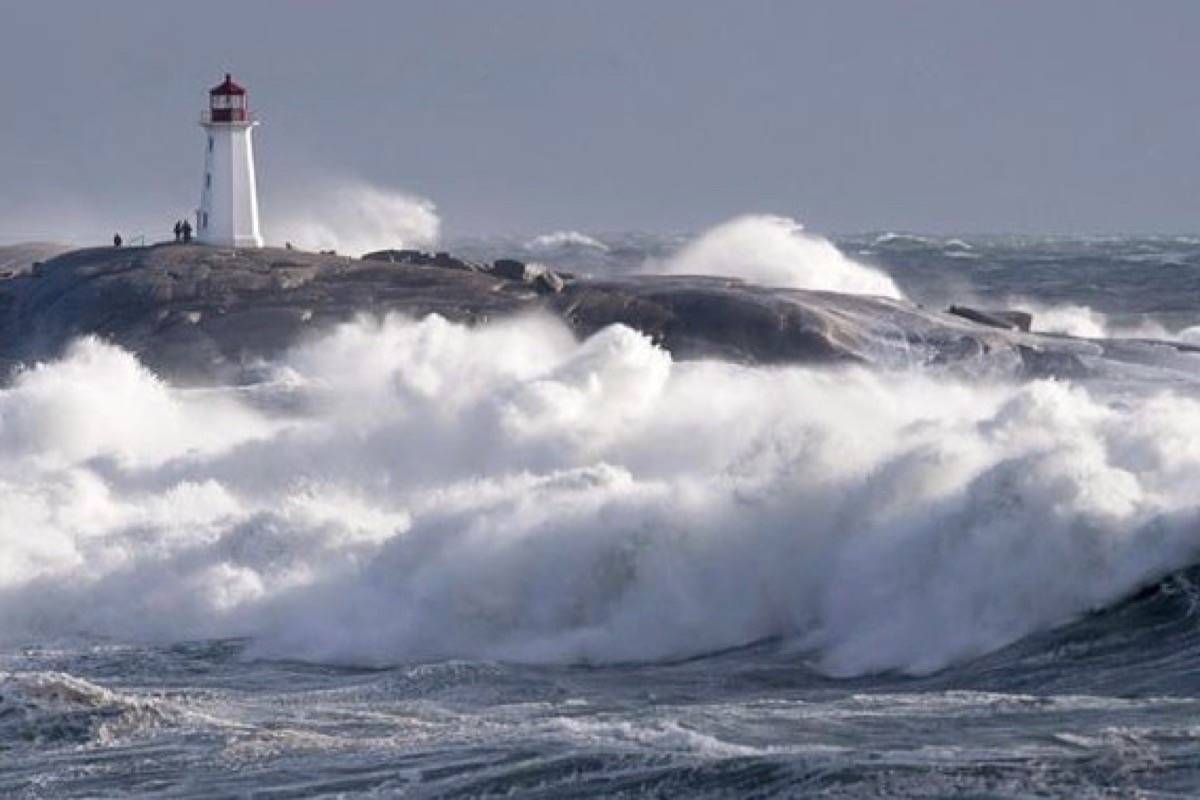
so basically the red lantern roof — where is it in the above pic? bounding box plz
[210,73,246,96]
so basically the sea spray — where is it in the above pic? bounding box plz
[268,180,440,256]
[1,314,1199,674]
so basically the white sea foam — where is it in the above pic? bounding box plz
[1,315,1199,676]
[652,215,903,298]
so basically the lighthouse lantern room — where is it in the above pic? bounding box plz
[198,74,263,248]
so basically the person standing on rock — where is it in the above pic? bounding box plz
[174,221,182,243]
[113,233,122,248]
[181,220,192,243]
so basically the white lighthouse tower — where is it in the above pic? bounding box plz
[197,74,263,248]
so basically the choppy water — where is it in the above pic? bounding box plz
[6,225,1200,797]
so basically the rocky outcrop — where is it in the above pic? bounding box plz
[0,243,1194,385]
[948,305,1033,332]
[0,245,531,381]
[362,249,487,272]
[363,250,568,292]
[0,242,74,279]
[533,269,565,295]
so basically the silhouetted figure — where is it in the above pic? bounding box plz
[285,241,294,250]
[113,233,122,248]
[181,220,193,243]
[174,221,182,243]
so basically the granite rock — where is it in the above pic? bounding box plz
[0,243,1194,385]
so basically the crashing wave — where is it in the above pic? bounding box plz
[652,215,902,298]
[1,315,1199,676]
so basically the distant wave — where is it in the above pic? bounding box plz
[873,232,936,247]
[2,315,1199,676]
[526,231,609,252]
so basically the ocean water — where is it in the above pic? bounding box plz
[5,223,1200,797]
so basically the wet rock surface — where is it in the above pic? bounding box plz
[0,243,1196,384]
[948,305,1034,333]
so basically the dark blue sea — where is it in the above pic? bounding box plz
[5,226,1200,797]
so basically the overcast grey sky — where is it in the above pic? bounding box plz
[1,0,1197,241]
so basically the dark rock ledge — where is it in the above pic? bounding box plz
[0,243,1195,384]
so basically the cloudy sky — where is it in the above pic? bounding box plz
[1,1,1197,243]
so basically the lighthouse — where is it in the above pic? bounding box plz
[197,74,263,248]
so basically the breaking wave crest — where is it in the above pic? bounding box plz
[2,315,1199,676]
[652,215,903,298]
[0,670,181,747]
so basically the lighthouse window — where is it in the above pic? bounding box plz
[207,136,213,152]
[202,212,208,229]
[205,173,211,188]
